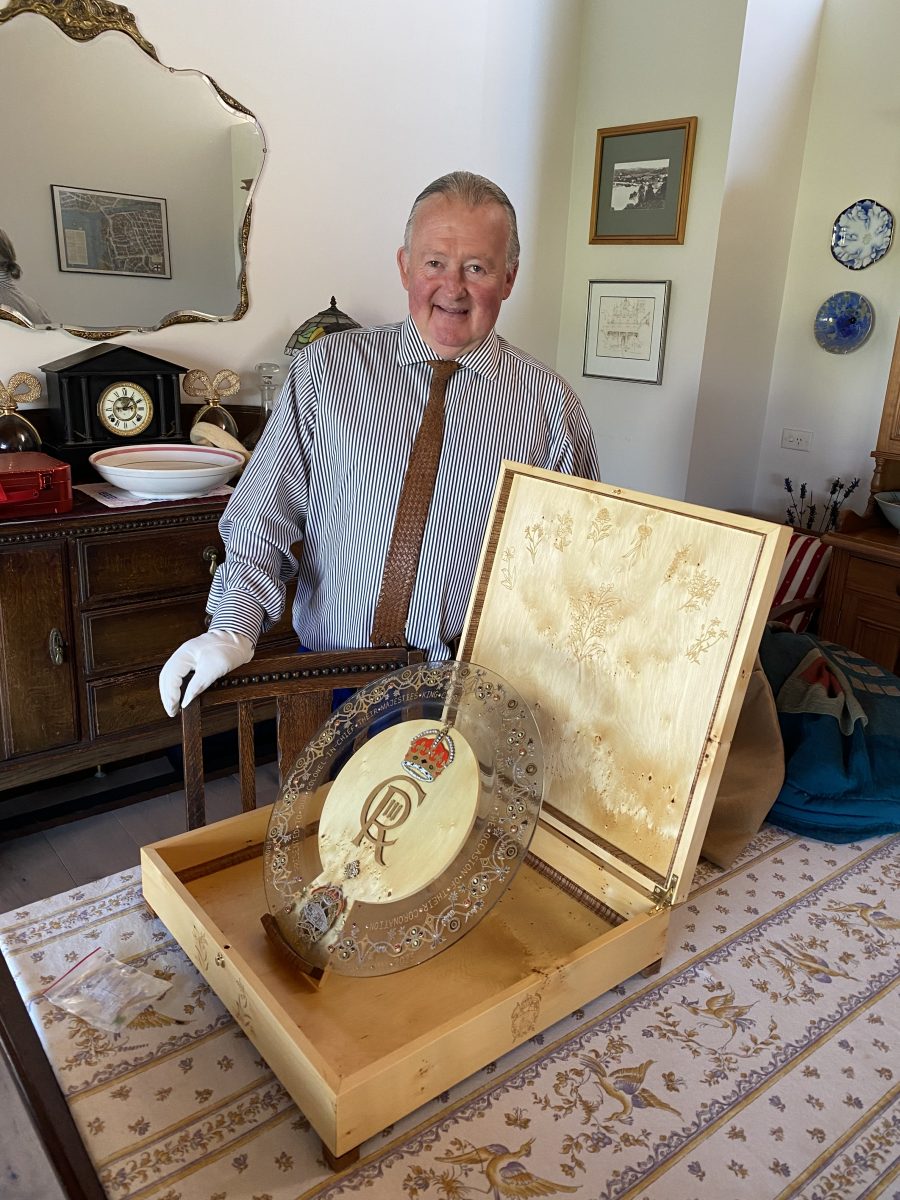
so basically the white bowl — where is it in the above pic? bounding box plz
[875,491,900,532]
[89,443,244,499]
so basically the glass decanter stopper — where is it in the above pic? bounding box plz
[244,361,281,451]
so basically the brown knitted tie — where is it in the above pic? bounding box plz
[370,359,460,647]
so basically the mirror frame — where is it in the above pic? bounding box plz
[0,0,264,340]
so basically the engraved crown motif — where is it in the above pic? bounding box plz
[401,728,455,783]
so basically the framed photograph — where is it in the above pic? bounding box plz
[583,279,671,384]
[51,184,171,278]
[589,116,697,244]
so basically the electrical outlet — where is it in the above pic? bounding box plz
[781,428,813,451]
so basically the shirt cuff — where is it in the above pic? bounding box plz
[207,595,266,644]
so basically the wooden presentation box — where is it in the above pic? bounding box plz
[142,465,789,1161]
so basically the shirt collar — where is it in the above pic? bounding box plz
[397,315,501,381]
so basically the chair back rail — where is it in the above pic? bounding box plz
[180,648,423,829]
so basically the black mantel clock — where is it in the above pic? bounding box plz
[42,343,188,479]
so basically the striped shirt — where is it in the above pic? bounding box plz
[208,315,600,659]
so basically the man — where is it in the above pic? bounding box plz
[0,229,52,326]
[159,171,599,716]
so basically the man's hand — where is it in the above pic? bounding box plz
[158,630,255,717]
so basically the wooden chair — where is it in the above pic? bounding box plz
[179,646,422,829]
[767,529,831,632]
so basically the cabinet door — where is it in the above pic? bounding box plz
[0,543,79,757]
[834,591,900,676]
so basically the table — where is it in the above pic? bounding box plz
[2,823,898,1199]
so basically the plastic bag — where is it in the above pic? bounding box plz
[43,947,172,1032]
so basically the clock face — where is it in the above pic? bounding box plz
[97,381,154,437]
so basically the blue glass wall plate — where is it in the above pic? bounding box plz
[831,199,893,270]
[813,291,874,354]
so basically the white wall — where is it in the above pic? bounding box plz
[3,0,897,523]
[752,0,900,523]
[685,0,823,514]
[555,0,748,497]
[0,0,584,405]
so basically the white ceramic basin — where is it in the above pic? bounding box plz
[89,443,244,499]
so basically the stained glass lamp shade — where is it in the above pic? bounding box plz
[284,297,361,356]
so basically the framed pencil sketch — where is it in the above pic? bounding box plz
[583,279,671,384]
[589,117,697,245]
[51,185,171,278]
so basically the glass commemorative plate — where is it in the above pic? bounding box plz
[263,660,544,977]
[813,291,874,354]
[831,198,893,270]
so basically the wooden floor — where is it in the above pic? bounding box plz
[0,758,280,1199]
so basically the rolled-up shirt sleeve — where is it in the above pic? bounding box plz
[206,354,315,642]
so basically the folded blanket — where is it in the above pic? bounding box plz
[759,626,900,841]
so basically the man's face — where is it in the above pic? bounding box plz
[397,195,518,359]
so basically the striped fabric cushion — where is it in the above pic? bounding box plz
[771,530,832,632]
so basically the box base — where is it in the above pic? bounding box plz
[142,807,670,1158]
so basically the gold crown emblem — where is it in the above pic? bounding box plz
[401,728,455,783]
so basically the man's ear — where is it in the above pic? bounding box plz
[502,262,519,301]
[397,246,410,291]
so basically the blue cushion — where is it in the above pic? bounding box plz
[759,627,900,841]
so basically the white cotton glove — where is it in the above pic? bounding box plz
[158,630,255,717]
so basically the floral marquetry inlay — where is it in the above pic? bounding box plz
[461,469,778,885]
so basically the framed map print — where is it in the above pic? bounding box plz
[51,184,171,278]
[583,279,670,383]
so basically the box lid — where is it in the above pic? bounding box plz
[459,464,790,907]
[0,451,70,478]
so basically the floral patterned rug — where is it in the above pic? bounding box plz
[1,823,898,1200]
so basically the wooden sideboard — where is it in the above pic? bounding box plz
[819,522,900,674]
[819,316,900,674]
[0,491,294,793]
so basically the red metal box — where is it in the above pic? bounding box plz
[0,452,73,519]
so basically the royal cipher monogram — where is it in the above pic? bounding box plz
[351,728,455,866]
[352,775,426,866]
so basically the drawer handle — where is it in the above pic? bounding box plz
[48,628,67,666]
[202,546,221,577]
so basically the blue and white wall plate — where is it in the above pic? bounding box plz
[814,291,874,354]
[831,199,893,270]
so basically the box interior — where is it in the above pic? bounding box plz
[173,841,619,1077]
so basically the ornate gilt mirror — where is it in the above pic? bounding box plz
[0,0,266,339]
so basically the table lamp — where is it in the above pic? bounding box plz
[284,297,361,357]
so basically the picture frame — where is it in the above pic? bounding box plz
[589,117,697,245]
[583,279,671,384]
[51,184,171,278]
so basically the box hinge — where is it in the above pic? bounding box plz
[651,875,678,911]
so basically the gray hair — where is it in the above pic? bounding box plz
[403,171,520,269]
[0,230,21,279]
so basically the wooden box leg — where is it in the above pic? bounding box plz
[322,1140,360,1172]
[641,958,663,977]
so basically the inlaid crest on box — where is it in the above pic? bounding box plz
[460,465,789,903]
